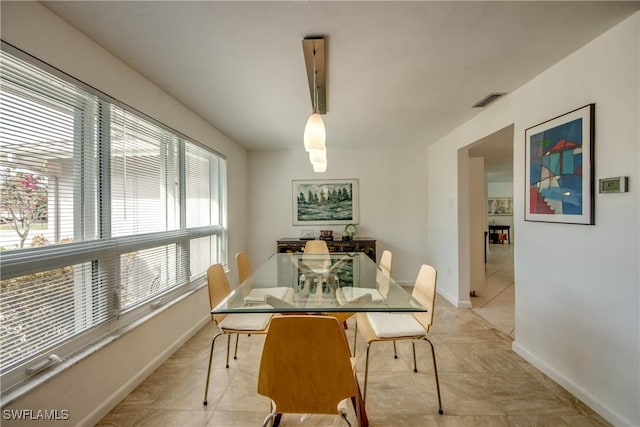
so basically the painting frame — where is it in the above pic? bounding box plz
[525,104,595,225]
[292,179,359,225]
[487,197,513,216]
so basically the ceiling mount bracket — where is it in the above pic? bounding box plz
[302,37,326,114]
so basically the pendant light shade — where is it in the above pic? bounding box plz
[309,147,326,165]
[304,113,326,152]
[311,148,327,173]
[313,162,327,173]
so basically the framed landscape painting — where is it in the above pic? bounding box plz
[488,197,513,215]
[293,179,359,225]
[525,104,595,224]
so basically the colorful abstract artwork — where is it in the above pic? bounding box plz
[525,104,594,224]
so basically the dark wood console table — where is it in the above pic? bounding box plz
[488,225,511,244]
[277,238,377,262]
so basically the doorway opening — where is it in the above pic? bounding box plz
[465,124,515,337]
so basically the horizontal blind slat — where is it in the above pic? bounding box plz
[0,44,225,390]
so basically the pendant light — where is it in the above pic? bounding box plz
[302,37,327,171]
[313,162,327,173]
[304,113,325,152]
[308,147,326,165]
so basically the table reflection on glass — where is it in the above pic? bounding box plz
[211,252,426,314]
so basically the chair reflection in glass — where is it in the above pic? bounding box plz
[202,264,272,406]
[301,240,354,326]
[353,264,443,415]
[298,240,333,297]
[257,315,361,427]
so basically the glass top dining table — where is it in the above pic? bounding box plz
[211,252,426,314]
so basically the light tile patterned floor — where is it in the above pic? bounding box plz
[97,260,611,427]
[472,243,515,338]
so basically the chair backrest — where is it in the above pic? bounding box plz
[411,264,437,332]
[379,250,392,278]
[207,264,231,323]
[303,239,330,254]
[235,251,252,284]
[302,240,331,284]
[257,315,356,415]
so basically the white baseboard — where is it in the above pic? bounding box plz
[79,313,210,426]
[512,341,635,427]
[437,288,472,308]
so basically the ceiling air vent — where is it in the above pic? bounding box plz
[472,92,506,108]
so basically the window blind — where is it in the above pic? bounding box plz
[110,106,180,237]
[0,44,227,391]
[0,50,110,375]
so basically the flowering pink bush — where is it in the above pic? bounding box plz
[0,168,48,248]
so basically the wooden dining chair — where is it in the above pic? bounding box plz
[236,250,252,284]
[257,315,361,427]
[299,239,331,298]
[237,250,290,305]
[379,250,392,278]
[303,240,353,326]
[203,264,272,405]
[303,239,330,254]
[353,264,443,415]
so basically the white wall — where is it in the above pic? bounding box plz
[488,181,513,198]
[0,2,248,425]
[427,13,639,427]
[247,144,430,285]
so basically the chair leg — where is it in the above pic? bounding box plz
[353,376,361,427]
[203,332,223,405]
[263,401,282,427]
[363,343,372,405]
[261,411,276,427]
[423,337,443,415]
[340,411,353,427]
[393,340,398,359]
[352,320,358,356]
[233,333,240,360]
[411,340,418,372]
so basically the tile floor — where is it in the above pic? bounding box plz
[472,243,515,338]
[97,248,611,426]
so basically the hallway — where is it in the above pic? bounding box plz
[472,242,515,338]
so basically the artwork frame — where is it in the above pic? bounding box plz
[292,179,359,225]
[525,104,595,225]
[487,197,513,216]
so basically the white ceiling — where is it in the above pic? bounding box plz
[42,1,638,157]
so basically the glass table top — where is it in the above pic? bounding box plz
[212,252,426,314]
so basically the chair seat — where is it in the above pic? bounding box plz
[367,312,425,338]
[337,287,384,304]
[244,287,289,303]
[219,313,271,331]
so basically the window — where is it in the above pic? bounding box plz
[0,43,227,392]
